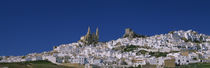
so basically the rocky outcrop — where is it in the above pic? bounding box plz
[123,28,146,39]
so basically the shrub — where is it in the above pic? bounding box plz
[181,37,189,42]
[149,52,168,58]
[136,50,148,55]
[169,31,174,34]
[122,45,139,52]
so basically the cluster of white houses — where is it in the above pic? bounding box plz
[1,28,210,68]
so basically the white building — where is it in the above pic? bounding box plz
[132,58,146,66]
[175,55,189,65]
[69,56,87,64]
[43,56,56,63]
[207,36,210,41]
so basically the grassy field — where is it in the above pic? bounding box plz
[1,61,210,68]
[0,60,73,68]
[175,63,210,68]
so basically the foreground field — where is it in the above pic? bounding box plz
[175,63,210,68]
[1,61,210,68]
[0,60,72,68]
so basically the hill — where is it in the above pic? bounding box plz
[1,28,210,68]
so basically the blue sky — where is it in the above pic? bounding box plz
[0,0,210,56]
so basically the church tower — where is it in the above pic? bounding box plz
[87,26,91,35]
[96,27,99,41]
[79,26,99,44]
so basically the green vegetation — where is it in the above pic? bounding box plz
[139,45,151,49]
[136,50,148,55]
[169,31,175,34]
[0,60,71,68]
[21,56,26,59]
[181,37,189,42]
[136,50,178,56]
[192,57,197,60]
[122,45,139,52]
[133,34,147,38]
[113,45,151,52]
[149,52,168,58]
[196,45,201,50]
[128,65,142,68]
[170,51,179,53]
[175,63,210,68]
[123,33,147,38]
[112,46,125,51]
[181,37,205,43]
[194,39,203,43]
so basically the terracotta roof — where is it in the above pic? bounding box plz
[208,36,210,39]
[132,59,144,63]
[181,51,189,56]
[164,59,175,68]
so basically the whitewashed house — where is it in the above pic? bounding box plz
[132,58,146,66]
[93,59,103,65]
[43,56,56,63]
[25,57,32,61]
[188,52,200,63]
[147,57,164,65]
[175,55,189,65]
[31,56,42,61]
[69,56,88,64]
[206,36,210,41]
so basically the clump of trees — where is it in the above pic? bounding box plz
[181,37,205,43]
[169,31,175,34]
[136,50,148,55]
[21,56,26,59]
[149,52,168,58]
[122,45,139,52]
[112,45,140,52]
[128,65,142,68]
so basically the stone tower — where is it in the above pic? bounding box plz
[123,28,146,39]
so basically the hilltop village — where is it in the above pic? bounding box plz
[1,27,210,68]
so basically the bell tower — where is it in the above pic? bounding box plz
[96,27,99,41]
